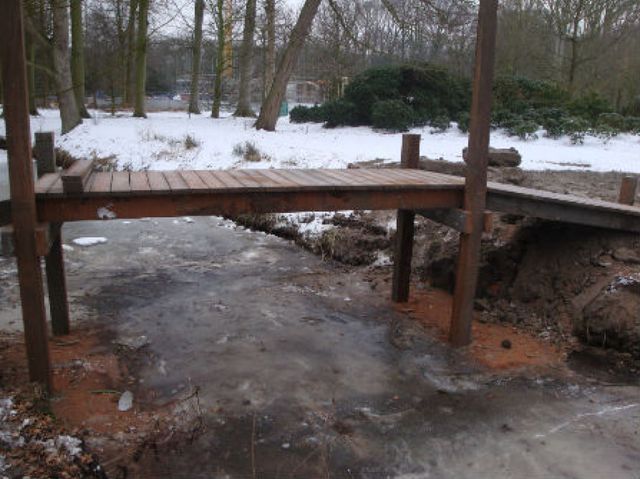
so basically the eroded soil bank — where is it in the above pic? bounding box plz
[0,215,638,478]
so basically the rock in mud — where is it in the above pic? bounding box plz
[578,278,640,357]
[613,247,640,264]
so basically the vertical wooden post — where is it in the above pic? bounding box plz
[1,0,52,390]
[34,133,71,336]
[391,134,421,303]
[449,0,499,347]
[618,176,638,206]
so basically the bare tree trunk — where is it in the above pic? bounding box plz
[189,0,205,114]
[234,0,257,117]
[255,0,322,131]
[70,0,90,118]
[52,0,81,134]
[125,0,138,106]
[133,0,149,118]
[26,31,39,115]
[212,0,225,118]
[264,0,276,97]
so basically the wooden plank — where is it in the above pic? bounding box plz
[237,170,286,189]
[0,0,52,390]
[37,188,464,223]
[180,170,208,191]
[147,171,170,193]
[194,170,227,190]
[450,0,499,347]
[486,191,640,233]
[110,171,131,194]
[163,171,190,192]
[130,171,151,193]
[231,170,264,188]
[87,172,113,194]
[211,170,245,189]
[392,134,421,303]
[281,169,328,187]
[35,173,60,195]
[418,208,472,233]
[259,169,306,187]
[61,159,94,194]
[48,177,63,195]
[306,169,353,186]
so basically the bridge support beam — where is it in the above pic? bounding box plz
[391,134,421,303]
[449,0,499,347]
[35,133,71,336]
[1,0,52,391]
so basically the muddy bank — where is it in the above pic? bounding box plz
[232,162,640,360]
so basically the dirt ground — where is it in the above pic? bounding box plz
[0,166,639,477]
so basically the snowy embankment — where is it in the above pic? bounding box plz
[7,109,640,173]
[2,109,639,247]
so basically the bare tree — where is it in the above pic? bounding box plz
[234,0,258,117]
[71,0,90,118]
[52,0,82,133]
[211,0,225,118]
[133,0,149,117]
[125,0,138,106]
[255,0,322,131]
[264,0,276,97]
[189,0,205,114]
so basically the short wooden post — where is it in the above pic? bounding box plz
[35,133,71,336]
[1,0,52,390]
[449,0,499,347]
[34,132,56,175]
[618,176,638,206]
[391,134,421,303]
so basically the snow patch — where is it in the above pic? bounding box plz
[72,237,108,247]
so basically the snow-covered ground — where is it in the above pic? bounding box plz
[3,109,639,173]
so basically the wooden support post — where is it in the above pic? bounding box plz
[34,132,56,175]
[618,176,638,206]
[391,134,421,303]
[34,133,71,336]
[449,0,499,347]
[1,0,52,390]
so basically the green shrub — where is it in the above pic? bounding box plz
[289,105,326,123]
[536,107,569,138]
[624,116,640,134]
[597,112,625,131]
[323,99,358,128]
[371,100,414,132]
[341,64,470,126]
[457,112,470,133]
[506,118,539,140]
[568,92,613,123]
[494,77,569,114]
[561,117,591,145]
[429,115,450,133]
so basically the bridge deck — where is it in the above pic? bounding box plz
[33,168,640,233]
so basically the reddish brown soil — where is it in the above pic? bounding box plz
[396,289,567,371]
[0,329,159,435]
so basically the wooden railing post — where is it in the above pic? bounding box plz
[618,176,638,206]
[1,0,52,391]
[35,133,71,336]
[391,134,421,303]
[449,0,499,347]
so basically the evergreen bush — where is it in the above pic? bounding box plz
[371,100,414,132]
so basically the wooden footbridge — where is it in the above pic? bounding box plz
[2,0,639,392]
